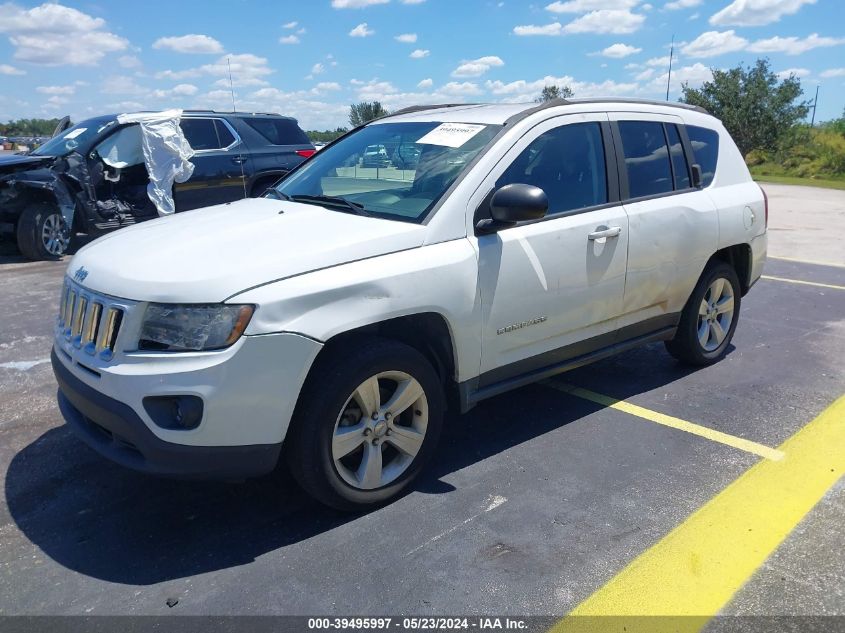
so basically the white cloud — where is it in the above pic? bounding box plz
[600,43,642,58]
[151,83,199,99]
[311,62,325,75]
[417,77,433,88]
[118,55,141,68]
[776,67,810,80]
[747,33,845,55]
[153,34,223,54]
[652,62,712,91]
[451,55,504,77]
[710,0,816,27]
[664,0,701,9]
[562,9,646,34]
[280,35,300,44]
[395,33,417,43]
[513,23,564,36]
[36,85,75,95]
[199,53,273,87]
[485,74,638,101]
[349,23,375,37]
[681,30,748,58]
[283,21,298,29]
[312,81,342,93]
[101,75,147,95]
[820,68,845,78]
[0,63,25,75]
[546,0,640,11]
[410,48,430,58]
[0,2,128,66]
[439,81,483,96]
[332,0,389,7]
[635,68,656,80]
[401,0,427,3]
[646,55,671,66]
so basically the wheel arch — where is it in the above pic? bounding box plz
[710,243,752,295]
[248,171,288,197]
[313,312,460,410]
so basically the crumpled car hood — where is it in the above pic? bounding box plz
[69,197,428,303]
[0,154,54,173]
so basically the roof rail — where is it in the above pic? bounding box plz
[503,97,709,127]
[383,103,480,118]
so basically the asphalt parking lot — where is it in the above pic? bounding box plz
[0,184,843,627]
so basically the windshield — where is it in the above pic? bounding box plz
[273,121,501,223]
[32,117,116,157]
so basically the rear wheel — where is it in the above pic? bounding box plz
[286,337,444,511]
[665,261,741,366]
[16,202,69,261]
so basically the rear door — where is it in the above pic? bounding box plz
[235,116,315,189]
[609,114,718,329]
[175,117,249,211]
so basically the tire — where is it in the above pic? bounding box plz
[665,260,741,366]
[16,202,69,261]
[286,336,444,511]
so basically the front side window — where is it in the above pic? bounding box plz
[496,122,608,215]
[274,121,501,223]
[686,125,719,188]
[618,121,673,199]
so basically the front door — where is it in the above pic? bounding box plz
[473,114,629,383]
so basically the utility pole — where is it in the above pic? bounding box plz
[810,84,820,127]
[666,34,674,101]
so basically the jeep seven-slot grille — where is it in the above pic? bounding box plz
[58,281,124,360]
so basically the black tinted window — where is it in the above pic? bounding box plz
[619,121,673,198]
[243,117,310,145]
[686,125,719,187]
[181,118,222,150]
[214,120,235,147]
[497,122,607,215]
[666,124,691,190]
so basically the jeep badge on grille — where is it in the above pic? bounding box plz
[73,267,89,283]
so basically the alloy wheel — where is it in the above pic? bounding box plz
[697,277,735,352]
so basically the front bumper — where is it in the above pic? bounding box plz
[53,348,281,479]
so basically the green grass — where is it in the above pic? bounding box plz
[750,171,845,191]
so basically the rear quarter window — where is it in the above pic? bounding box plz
[686,125,719,187]
[243,117,310,146]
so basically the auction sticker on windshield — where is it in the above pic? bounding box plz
[417,123,486,148]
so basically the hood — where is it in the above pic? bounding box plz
[69,197,428,303]
[0,154,54,173]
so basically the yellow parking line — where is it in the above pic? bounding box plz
[551,394,845,633]
[768,255,845,269]
[544,382,784,461]
[761,275,845,291]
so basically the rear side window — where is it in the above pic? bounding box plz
[243,117,310,146]
[666,124,691,190]
[686,125,719,187]
[180,118,232,151]
[618,121,673,199]
[496,122,608,215]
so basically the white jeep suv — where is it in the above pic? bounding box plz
[52,99,767,510]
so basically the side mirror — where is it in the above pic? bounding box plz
[691,163,703,188]
[476,184,548,234]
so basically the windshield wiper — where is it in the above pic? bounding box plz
[289,194,372,217]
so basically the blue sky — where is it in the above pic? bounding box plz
[0,0,842,129]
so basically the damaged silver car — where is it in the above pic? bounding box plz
[1,109,314,260]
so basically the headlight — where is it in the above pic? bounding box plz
[138,304,254,352]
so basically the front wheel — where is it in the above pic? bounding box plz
[16,202,70,261]
[286,337,444,511]
[665,261,741,366]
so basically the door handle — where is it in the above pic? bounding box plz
[588,226,622,240]
[231,156,246,164]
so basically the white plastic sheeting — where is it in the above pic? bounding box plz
[116,109,195,215]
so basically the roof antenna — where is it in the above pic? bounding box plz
[227,56,237,112]
[666,34,674,101]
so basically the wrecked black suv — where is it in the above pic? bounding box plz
[0,110,315,260]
